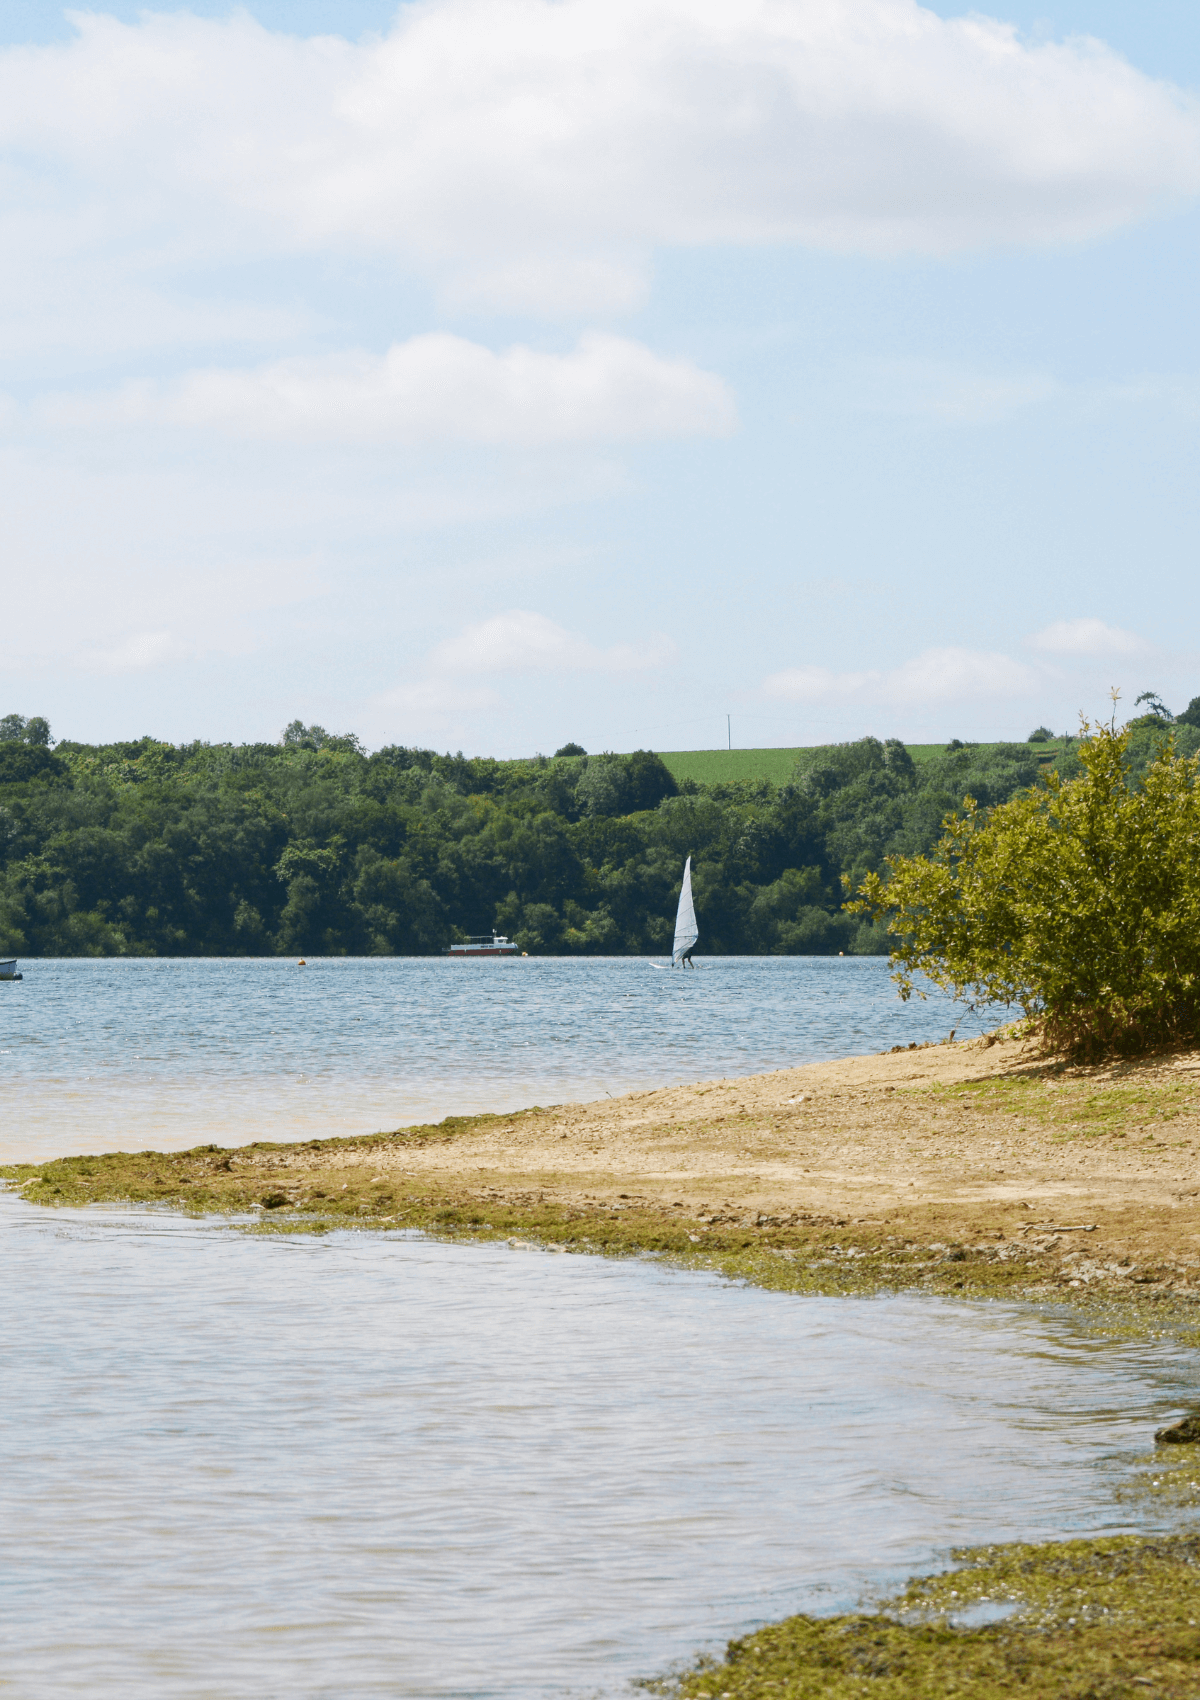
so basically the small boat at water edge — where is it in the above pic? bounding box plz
[447,934,520,957]
[0,958,22,981]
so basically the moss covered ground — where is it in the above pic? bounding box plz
[655,1532,1200,1699]
[3,1093,1199,1331]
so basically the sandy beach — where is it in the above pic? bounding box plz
[336,1033,1200,1268]
[11,1032,1200,1312]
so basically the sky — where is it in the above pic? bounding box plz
[2,0,1198,756]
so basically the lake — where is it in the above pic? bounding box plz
[0,955,998,1164]
[5,956,1181,1700]
[0,1196,1192,1700]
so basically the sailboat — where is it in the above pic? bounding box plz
[672,856,699,968]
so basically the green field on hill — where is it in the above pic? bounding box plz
[657,741,1067,788]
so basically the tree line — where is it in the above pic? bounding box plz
[0,706,1194,958]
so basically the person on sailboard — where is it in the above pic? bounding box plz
[672,857,699,968]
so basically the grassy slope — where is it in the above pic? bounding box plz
[657,741,1068,788]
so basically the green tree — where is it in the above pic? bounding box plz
[1127,690,1173,733]
[281,720,365,755]
[0,745,67,784]
[0,714,52,746]
[851,717,1200,1056]
[574,749,676,817]
[0,729,1064,958]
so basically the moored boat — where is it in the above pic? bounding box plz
[0,958,22,981]
[447,934,519,957]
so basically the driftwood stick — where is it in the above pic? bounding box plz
[1018,1222,1097,1235]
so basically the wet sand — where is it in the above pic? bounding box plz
[270,1033,1200,1300]
[12,1032,1199,1311]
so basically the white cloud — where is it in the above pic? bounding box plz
[373,610,673,733]
[0,1,1197,318]
[37,333,735,445]
[763,646,1037,706]
[1027,617,1150,657]
[429,610,674,673]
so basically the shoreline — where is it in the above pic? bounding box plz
[6,1034,1200,1697]
[8,1031,1200,1327]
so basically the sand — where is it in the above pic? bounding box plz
[261,1033,1200,1290]
[12,1031,1200,1307]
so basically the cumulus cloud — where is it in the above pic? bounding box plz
[763,646,1037,706]
[1,0,1197,314]
[429,610,674,674]
[1027,617,1150,657]
[375,611,673,728]
[38,333,735,445]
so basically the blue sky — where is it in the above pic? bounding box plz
[3,1,1199,755]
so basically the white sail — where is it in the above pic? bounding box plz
[672,857,698,964]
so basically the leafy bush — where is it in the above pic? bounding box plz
[852,720,1200,1057]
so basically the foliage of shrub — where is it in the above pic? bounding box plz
[852,718,1200,1057]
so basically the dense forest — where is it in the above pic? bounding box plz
[0,707,1195,958]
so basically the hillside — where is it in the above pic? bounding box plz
[656,740,1069,788]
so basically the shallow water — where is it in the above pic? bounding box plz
[0,1197,1192,1700]
[0,956,996,1162]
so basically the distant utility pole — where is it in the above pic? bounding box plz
[727,714,731,750]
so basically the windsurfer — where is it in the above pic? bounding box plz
[672,856,699,967]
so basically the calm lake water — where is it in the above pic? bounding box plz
[0,956,997,1163]
[5,959,1185,1699]
[0,1197,1193,1700]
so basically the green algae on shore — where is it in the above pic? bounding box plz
[650,1534,1200,1699]
[4,1113,1200,1344]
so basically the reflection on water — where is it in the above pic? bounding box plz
[0,1197,1190,1699]
[0,956,998,1163]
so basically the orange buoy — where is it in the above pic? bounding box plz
[298,958,307,966]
